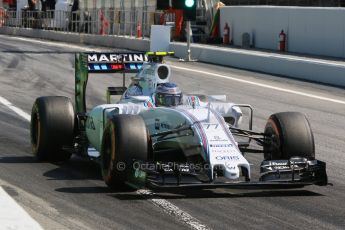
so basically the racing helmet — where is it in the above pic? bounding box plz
[155,83,183,107]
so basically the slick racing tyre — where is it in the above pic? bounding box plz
[101,115,149,188]
[30,96,75,162]
[264,112,315,160]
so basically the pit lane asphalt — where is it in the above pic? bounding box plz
[0,34,344,230]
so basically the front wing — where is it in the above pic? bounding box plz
[130,157,328,189]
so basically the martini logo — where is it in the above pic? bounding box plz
[87,53,148,63]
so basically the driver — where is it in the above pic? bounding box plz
[154,83,183,107]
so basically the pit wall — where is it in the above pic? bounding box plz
[220,6,345,58]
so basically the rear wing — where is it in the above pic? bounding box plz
[75,52,148,113]
[74,52,174,113]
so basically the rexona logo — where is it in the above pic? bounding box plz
[215,156,240,161]
[87,53,148,63]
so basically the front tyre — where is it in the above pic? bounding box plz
[101,115,149,188]
[264,112,315,160]
[30,96,75,162]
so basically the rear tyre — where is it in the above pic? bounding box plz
[30,96,75,162]
[264,112,315,160]
[101,115,149,188]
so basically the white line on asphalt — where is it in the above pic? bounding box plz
[0,187,43,230]
[170,65,345,105]
[0,95,211,230]
[0,35,99,52]
[0,96,31,121]
[137,189,210,230]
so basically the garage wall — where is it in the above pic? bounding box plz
[220,6,345,58]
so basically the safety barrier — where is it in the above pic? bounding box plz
[171,42,345,87]
[2,8,156,38]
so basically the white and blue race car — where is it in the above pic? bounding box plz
[30,52,328,189]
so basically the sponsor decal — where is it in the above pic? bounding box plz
[144,99,154,108]
[86,117,96,130]
[270,162,288,166]
[87,53,148,63]
[210,108,240,151]
[273,166,290,169]
[211,149,238,154]
[160,122,171,129]
[154,119,171,130]
[203,124,219,129]
[210,144,233,148]
[213,136,221,140]
[187,96,200,108]
[268,162,290,169]
[226,166,237,170]
[209,135,228,142]
[215,155,240,161]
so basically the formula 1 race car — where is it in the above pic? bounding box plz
[30,52,328,189]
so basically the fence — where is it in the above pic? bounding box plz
[0,8,157,38]
[0,8,209,43]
